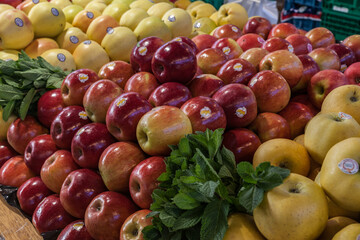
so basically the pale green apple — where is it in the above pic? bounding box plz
[0,50,20,60]
[41,49,76,72]
[50,0,72,9]
[119,8,149,31]
[217,2,248,29]
[56,27,88,53]
[192,17,217,34]
[162,8,192,38]
[0,107,17,141]
[85,1,107,13]
[102,2,129,22]
[72,0,92,8]
[73,40,110,72]
[62,4,84,23]
[188,3,216,21]
[134,15,172,42]
[147,2,173,18]
[129,0,154,10]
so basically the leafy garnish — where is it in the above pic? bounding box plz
[0,51,71,120]
[143,129,290,240]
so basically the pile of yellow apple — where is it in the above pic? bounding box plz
[0,0,248,72]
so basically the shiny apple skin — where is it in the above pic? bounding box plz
[24,134,58,175]
[106,92,153,142]
[129,156,166,209]
[130,37,165,73]
[308,48,341,71]
[344,62,360,85]
[61,68,100,106]
[222,128,261,163]
[240,48,269,71]
[37,89,66,128]
[267,22,299,39]
[285,34,313,55]
[236,33,265,52]
[57,220,95,240]
[242,16,272,39]
[212,24,242,40]
[262,37,293,53]
[0,156,36,187]
[32,194,76,233]
[343,34,360,62]
[151,41,197,85]
[17,176,52,215]
[120,209,153,240]
[85,191,138,240]
[71,123,116,169]
[124,72,160,99]
[290,94,319,116]
[170,36,198,55]
[211,37,243,60]
[188,74,225,98]
[291,54,320,93]
[196,47,228,75]
[148,82,192,108]
[60,169,107,219]
[0,141,17,168]
[191,34,218,52]
[212,83,257,128]
[216,58,257,85]
[98,61,134,88]
[327,43,356,71]
[305,27,335,49]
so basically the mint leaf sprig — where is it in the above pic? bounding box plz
[0,51,71,121]
[143,129,290,240]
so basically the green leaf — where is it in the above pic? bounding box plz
[0,84,24,100]
[172,206,204,231]
[0,60,16,76]
[173,192,200,210]
[198,181,219,199]
[159,211,176,228]
[237,185,264,213]
[46,74,65,89]
[19,88,36,120]
[2,100,16,121]
[218,165,234,179]
[237,162,257,184]
[269,165,291,180]
[142,225,161,240]
[200,199,230,240]
[178,137,192,157]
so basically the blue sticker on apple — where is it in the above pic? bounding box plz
[106,27,114,34]
[51,8,59,16]
[70,36,79,44]
[87,11,94,19]
[14,18,24,27]
[83,40,92,45]
[57,53,66,62]
[32,0,39,3]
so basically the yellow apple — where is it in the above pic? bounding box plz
[332,223,360,240]
[253,138,311,176]
[192,17,217,34]
[188,3,216,21]
[86,15,119,44]
[16,0,47,14]
[56,27,88,53]
[174,0,191,9]
[102,2,129,22]
[321,84,360,125]
[72,9,102,33]
[0,4,14,14]
[223,213,265,240]
[119,8,149,31]
[0,9,34,50]
[147,2,173,18]
[318,216,358,240]
[50,0,72,9]
[129,0,154,10]
[41,48,76,71]
[64,21,73,30]
[112,0,134,7]
[28,2,66,38]
[253,173,328,240]
[72,0,92,8]
[73,40,110,72]
[217,2,248,29]
[162,8,192,38]
[134,15,172,42]
[0,50,20,60]
[24,38,59,58]
[186,0,204,11]
[304,112,360,164]
[101,26,137,62]
[62,4,84,23]
[0,107,17,141]
[209,11,218,23]
[85,1,107,13]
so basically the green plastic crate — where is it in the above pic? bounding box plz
[322,0,360,17]
[190,0,224,10]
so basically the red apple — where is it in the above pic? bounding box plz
[240,47,269,71]
[0,141,17,168]
[344,62,360,85]
[106,92,153,141]
[212,24,242,40]
[343,34,360,62]
[0,156,35,187]
[83,79,123,123]
[327,43,356,72]
[305,27,335,49]
[60,169,107,219]
[170,36,198,55]
[148,82,192,108]
[57,220,95,240]
[7,116,48,154]
[188,74,224,98]
[61,68,100,106]
[120,209,152,240]
[37,89,66,128]
[307,69,351,109]
[278,102,315,139]
[191,34,218,52]
[50,106,91,150]
[85,191,138,240]
[222,128,261,163]
[40,150,79,193]
[130,36,165,73]
[259,50,303,88]
[124,72,160,99]
[17,176,52,215]
[262,37,294,53]
[212,83,257,128]
[216,58,257,85]
[285,34,313,55]
[236,33,265,52]
[152,40,197,85]
[98,61,135,88]
[196,47,228,75]
[248,112,291,142]
[32,194,76,233]
[71,123,115,169]
[99,142,146,193]
[211,37,243,60]
[129,156,166,209]
[291,54,320,93]
[242,16,272,39]
[1,0,22,7]
[180,96,227,132]
[248,70,291,113]
[308,48,341,71]
[268,22,299,39]
[290,94,319,116]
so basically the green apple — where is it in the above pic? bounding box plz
[129,0,154,10]
[0,50,20,60]
[162,8,192,38]
[73,40,110,72]
[188,3,216,21]
[85,1,107,13]
[62,4,84,23]
[332,223,360,240]
[0,107,17,141]
[119,8,149,31]
[56,27,88,53]
[147,2,173,18]
[192,17,217,34]
[41,49,76,72]
[50,0,72,9]
[223,213,265,240]
[134,15,172,42]
[217,2,248,29]
[101,26,137,62]
[72,0,92,8]
[112,0,134,7]
[86,15,119,44]
[102,2,129,22]
[186,0,204,11]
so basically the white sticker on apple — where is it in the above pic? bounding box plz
[222,47,231,55]
[57,53,66,62]
[106,27,114,34]
[86,11,94,19]
[338,158,359,175]
[194,22,201,29]
[168,15,176,22]
[339,112,352,120]
[233,63,243,72]
[231,26,239,33]
[307,43,313,53]
[257,37,265,44]
[14,18,24,27]
[72,222,84,230]
[70,36,79,44]
[357,234,360,240]
[78,73,89,83]
[288,44,294,53]
[138,46,148,56]
[32,0,39,3]
[83,40,91,45]
[200,107,211,119]
[78,111,88,120]
[341,64,347,72]
[235,107,247,118]
[51,8,59,16]
[115,97,127,107]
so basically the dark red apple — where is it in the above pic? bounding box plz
[170,36,198,54]
[98,61,134,88]
[50,106,91,150]
[211,37,243,60]
[188,74,224,98]
[196,47,228,75]
[85,191,138,240]
[343,34,360,62]
[106,92,152,141]
[327,43,356,72]
[1,0,22,7]
[344,62,360,85]
[17,176,52,215]
[285,34,313,55]
[57,220,94,240]
[191,34,218,52]
[216,58,257,85]
[267,23,299,39]
[212,24,242,40]
[291,54,320,93]
[262,37,294,53]
[290,94,319,116]
[60,169,107,219]
[120,209,152,240]
[0,141,17,168]
[236,33,265,52]
[148,82,192,108]
[305,27,335,49]
[124,72,160,99]
[37,89,66,128]
[0,156,35,187]
[242,16,272,39]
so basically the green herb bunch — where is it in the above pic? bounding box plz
[143,128,290,240]
[0,51,71,121]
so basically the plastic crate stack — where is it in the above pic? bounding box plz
[281,0,322,31]
[321,0,360,41]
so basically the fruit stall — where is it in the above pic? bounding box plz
[1,0,360,239]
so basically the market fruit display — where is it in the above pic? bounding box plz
[1,1,360,239]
